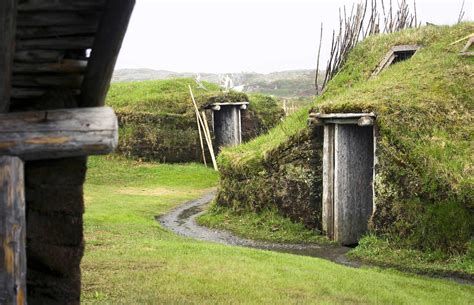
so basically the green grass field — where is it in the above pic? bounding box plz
[197,202,331,244]
[81,156,473,304]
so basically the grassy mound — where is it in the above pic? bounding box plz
[106,78,283,162]
[216,23,473,255]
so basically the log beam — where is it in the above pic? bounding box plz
[13,60,88,74]
[17,11,101,27]
[18,0,106,11]
[0,107,118,161]
[0,0,17,113]
[16,36,95,50]
[0,156,26,305]
[80,0,135,107]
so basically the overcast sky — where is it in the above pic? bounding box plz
[115,0,473,74]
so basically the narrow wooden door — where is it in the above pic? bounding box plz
[323,124,374,245]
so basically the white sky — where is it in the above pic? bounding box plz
[116,0,473,74]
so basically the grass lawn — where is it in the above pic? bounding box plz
[197,202,331,244]
[81,156,474,304]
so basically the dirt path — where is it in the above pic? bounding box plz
[157,191,361,268]
[157,192,474,285]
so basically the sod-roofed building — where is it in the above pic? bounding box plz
[0,1,135,304]
[216,24,473,252]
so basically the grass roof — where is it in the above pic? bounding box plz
[218,23,473,251]
[220,23,473,177]
[106,78,221,115]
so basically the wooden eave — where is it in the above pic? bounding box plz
[309,112,376,126]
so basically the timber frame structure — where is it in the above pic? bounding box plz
[0,1,135,304]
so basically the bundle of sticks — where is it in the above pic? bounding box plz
[315,0,420,95]
[188,85,218,171]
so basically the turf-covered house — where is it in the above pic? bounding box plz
[216,24,473,252]
[0,1,134,304]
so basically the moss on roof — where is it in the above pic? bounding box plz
[106,78,221,115]
[218,23,474,252]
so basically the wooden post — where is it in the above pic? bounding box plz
[322,124,335,239]
[0,156,26,305]
[0,0,17,112]
[80,0,135,107]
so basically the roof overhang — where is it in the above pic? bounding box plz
[309,112,376,126]
[205,102,249,111]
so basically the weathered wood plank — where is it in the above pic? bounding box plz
[322,124,335,238]
[12,74,84,88]
[17,24,97,39]
[0,156,26,305]
[0,107,118,160]
[16,36,95,50]
[13,60,88,74]
[11,87,81,99]
[17,11,101,27]
[18,0,106,11]
[333,125,374,245]
[313,112,376,119]
[0,0,17,113]
[80,0,136,107]
[14,49,65,63]
[11,87,47,99]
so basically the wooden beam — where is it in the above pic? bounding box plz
[14,49,65,63]
[313,112,376,119]
[17,11,101,27]
[0,156,26,305]
[18,0,106,11]
[17,25,98,39]
[12,74,84,88]
[0,107,118,160]
[0,0,17,113]
[80,0,135,107]
[11,88,81,99]
[13,60,88,74]
[16,36,95,50]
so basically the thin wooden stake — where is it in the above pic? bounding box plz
[188,85,218,171]
[195,107,207,166]
[201,111,218,171]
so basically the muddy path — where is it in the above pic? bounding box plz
[157,192,474,285]
[157,191,360,268]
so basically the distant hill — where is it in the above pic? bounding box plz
[112,68,320,98]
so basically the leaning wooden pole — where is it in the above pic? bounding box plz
[195,108,207,166]
[188,86,218,171]
[0,156,26,305]
[201,111,218,171]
